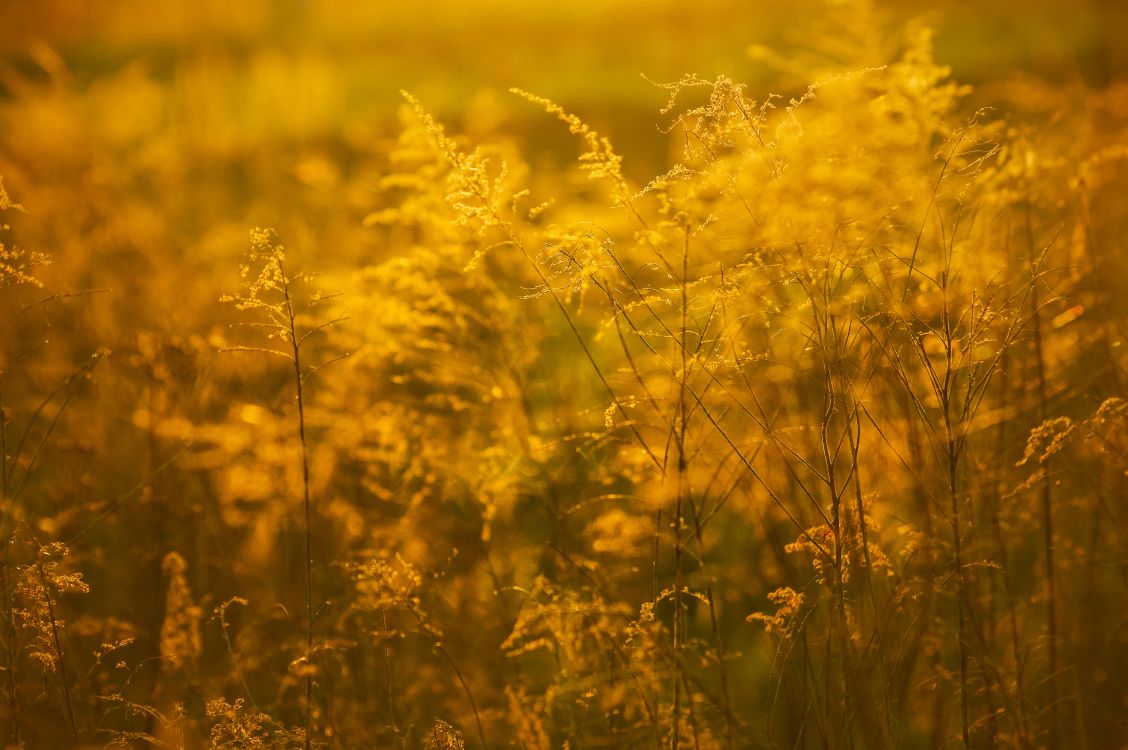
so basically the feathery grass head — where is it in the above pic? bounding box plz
[14,541,88,673]
[0,177,49,290]
[221,228,299,347]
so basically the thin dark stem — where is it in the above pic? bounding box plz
[947,431,971,750]
[0,381,19,747]
[401,600,489,750]
[671,223,690,750]
[939,271,972,750]
[436,645,488,750]
[215,598,258,710]
[1026,203,1058,750]
[280,261,316,750]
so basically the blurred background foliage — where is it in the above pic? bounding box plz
[1,0,1125,351]
[0,1,1127,748]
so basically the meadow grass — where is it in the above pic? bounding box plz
[0,2,1126,748]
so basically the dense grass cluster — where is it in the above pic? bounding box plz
[1,2,1127,748]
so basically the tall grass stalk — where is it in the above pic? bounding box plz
[222,229,345,749]
[31,537,80,744]
[1025,201,1059,750]
[281,259,317,750]
[0,381,17,747]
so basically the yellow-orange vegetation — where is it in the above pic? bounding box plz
[1,1,1127,748]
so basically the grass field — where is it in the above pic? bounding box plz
[1,1,1127,747]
